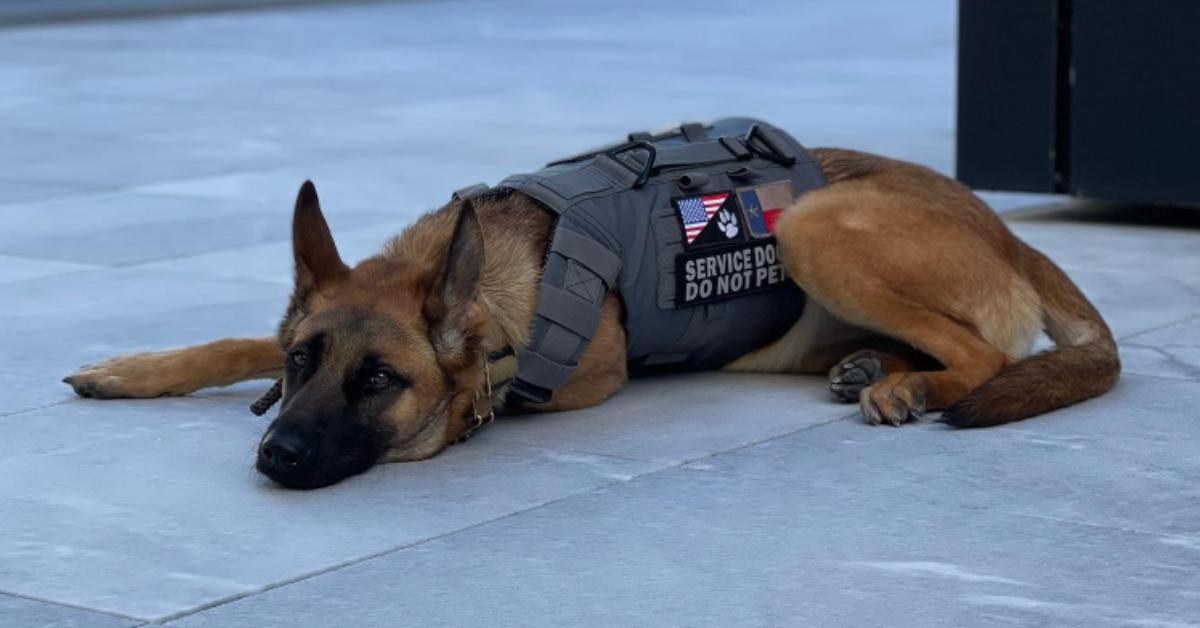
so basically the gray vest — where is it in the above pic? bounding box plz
[456,118,826,403]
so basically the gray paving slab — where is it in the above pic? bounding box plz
[0,126,301,190]
[0,267,287,332]
[493,372,856,464]
[0,395,665,622]
[0,179,102,205]
[0,372,75,418]
[130,154,518,223]
[0,0,332,26]
[1059,267,1200,340]
[1122,316,1200,382]
[791,375,1200,538]
[1008,218,1200,341]
[0,593,134,628]
[167,375,1200,628]
[0,0,958,189]
[1010,219,1200,278]
[142,220,411,283]
[0,254,98,284]
[0,190,398,266]
[0,268,288,415]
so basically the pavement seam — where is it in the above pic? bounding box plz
[1118,313,1200,342]
[673,411,862,468]
[149,470,663,624]
[0,392,264,421]
[0,398,77,419]
[1120,343,1200,381]
[152,411,863,624]
[497,407,863,466]
[1116,370,1200,385]
[0,0,405,29]
[1004,510,1200,544]
[0,589,145,625]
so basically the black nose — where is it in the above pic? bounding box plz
[257,428,312,476]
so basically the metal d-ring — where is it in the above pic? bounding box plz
[607,140,656,187]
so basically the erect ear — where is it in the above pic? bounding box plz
[426,200,485,357]
[292,180,348,293]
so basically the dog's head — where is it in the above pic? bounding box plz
[255,182,488,489]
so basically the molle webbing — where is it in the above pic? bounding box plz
[462,118,825,404]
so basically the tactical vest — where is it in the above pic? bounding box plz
[454,118,826,404]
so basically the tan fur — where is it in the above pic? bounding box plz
[760,148,1117,425]
[64,146,1118,463]
[64,337,281,398]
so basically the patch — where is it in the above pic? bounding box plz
[736,180,795,238]
[674,192,745,249]
[675,239,790,306]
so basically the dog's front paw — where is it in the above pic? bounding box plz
[63,351,191,399]
[829,351,886,402]
[859,373,926,427]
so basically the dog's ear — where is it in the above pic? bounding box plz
[292,180,348,293]
[425,200,485,359]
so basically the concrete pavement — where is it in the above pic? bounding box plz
[1,1,1198,625]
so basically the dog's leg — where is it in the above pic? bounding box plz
[800,295,1007,425]
[63,337,282,399]
[826,337,946,402]
[828,349,914,402]
[773,178,1035,426]
[857,314,1007,426]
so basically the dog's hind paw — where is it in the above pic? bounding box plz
[859,373,927,427]
[828,351,886,402]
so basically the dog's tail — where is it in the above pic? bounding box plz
[940,243,1120,427]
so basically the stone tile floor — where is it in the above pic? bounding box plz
[1,0,1197,626]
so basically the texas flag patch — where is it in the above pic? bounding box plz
[674,192,743,248]
[736,180,795,238]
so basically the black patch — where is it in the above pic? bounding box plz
[674,238,790,307]
[673,192,745,250]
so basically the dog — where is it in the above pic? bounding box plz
[62,147,1120,489]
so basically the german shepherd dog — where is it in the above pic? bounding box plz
[63,149,1120,489]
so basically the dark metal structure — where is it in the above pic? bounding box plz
[957,0,1200,205]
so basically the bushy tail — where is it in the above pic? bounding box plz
[940,244,1120,427]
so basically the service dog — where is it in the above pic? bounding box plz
[63,146,1120,489]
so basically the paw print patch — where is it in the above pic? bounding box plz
[716,209,739,239]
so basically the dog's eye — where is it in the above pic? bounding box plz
[289,350,308,369]
[366,369,392,389]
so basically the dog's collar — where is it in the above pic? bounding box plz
[457,319,517,443]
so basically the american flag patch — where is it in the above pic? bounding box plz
[675,192,730,245]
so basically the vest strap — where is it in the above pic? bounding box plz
[550,228,621,286]
[536,285,602,339]
[508,224,622,404]
[680,122,707,142]
[451,182,490,200]
[515,351,576,392]
[746,124,798,165]
[498,118,819,404]
[616,139,749,173]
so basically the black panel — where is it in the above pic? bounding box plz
[956,1,1061,193]
[1069,0,1200,204]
